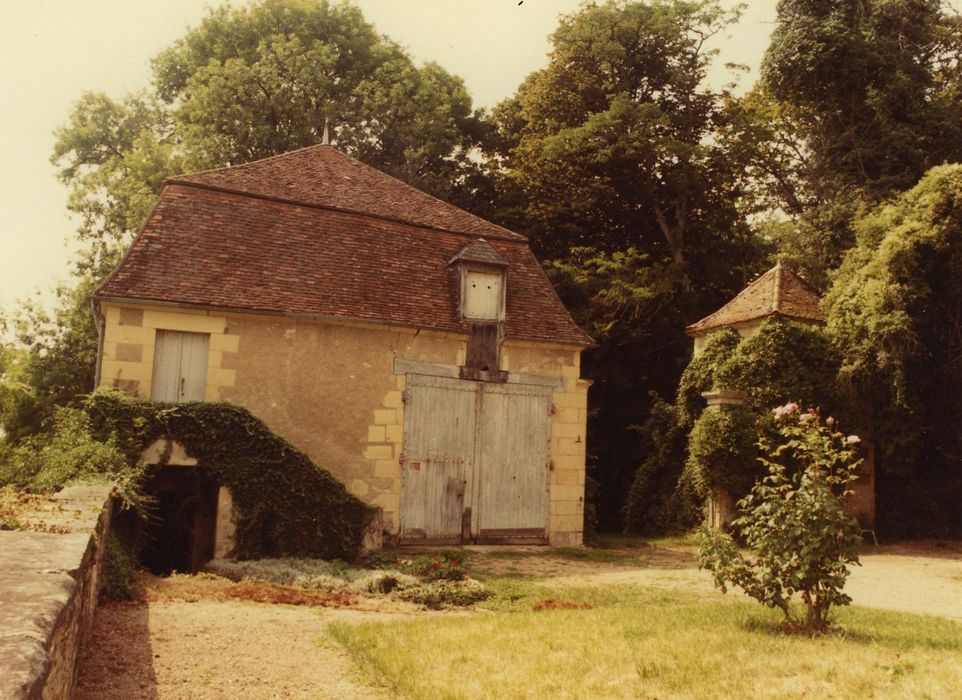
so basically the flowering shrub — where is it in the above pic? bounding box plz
[697,404,862,632]
[397,554,466,582]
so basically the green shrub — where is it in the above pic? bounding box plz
[0,407,141,500]
[397,553,466,582]
[397,579,492,609]
[0,486,27,530]
[684,403,759,500]
[101,530,142,601]
[624,394,700,535]
[714,318,840,415]
[205,557,349,586]
[204,556,420,594]
[676,328,742,427]
[698,404,862,632]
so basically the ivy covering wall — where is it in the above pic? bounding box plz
[84,391,375,560]
[625,318,838,533]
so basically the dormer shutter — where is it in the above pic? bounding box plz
[463,269,504,320]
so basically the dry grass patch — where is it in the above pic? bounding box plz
[143,573,359,608]
[331,582,962,699]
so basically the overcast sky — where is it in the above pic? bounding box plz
[0,0,778,316]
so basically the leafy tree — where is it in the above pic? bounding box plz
[150,0,490,201]
[698,404,862,633]
[51,92,178,279]
[763,0,962,196]
[742,0,962,277]
[497,0,754,267]
[0,278,100,445]
[825,164,962,536]
[720,91,862,287]
[53,0,493,277]
[495,0,764,528]
[3,0,496,447]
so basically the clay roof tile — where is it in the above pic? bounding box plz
[685,263,824,336]
[449,238,509,267]
[97,147,592,348]
[169,144,523,241]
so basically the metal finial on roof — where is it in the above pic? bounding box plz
[322,118,330,146]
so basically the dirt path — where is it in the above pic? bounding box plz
[547,541,962,621]
[76,576,421,699]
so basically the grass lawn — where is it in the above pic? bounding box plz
[329,579,962,699]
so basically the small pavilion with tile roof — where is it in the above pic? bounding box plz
[686,262,825,355]
[685,263,875,531]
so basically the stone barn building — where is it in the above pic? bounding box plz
[93,145,593,552]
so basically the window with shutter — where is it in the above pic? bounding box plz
[151,330,210,402]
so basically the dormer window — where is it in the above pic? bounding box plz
[451,239,509,379]
[450,238,508,322]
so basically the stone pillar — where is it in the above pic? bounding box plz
[214,486,237,559]
[700,390,747,530]
[842,424,876,531]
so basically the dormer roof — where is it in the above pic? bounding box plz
[685,263,824,336]
[449,239,509,268]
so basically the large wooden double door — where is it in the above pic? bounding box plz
[399,374,552,544]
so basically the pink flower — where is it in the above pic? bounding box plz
[826,416,836,427]
[771,402,800,420]
[846,435,861,445]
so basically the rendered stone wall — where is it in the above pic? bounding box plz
[99,303,239,400]
[0,485,113,700]
[98,303,590,545]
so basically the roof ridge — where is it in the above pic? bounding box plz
[685,263,824,336]
[771,262,783,313]
[163,180,528,244]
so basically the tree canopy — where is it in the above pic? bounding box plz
[826,164,962,536]
[52,0,492,279]
[492,0,764,527]
[740,0,962,280]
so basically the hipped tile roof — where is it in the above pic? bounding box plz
[170,144,522,241]
[97,147,591,347]
[685,263,824,336]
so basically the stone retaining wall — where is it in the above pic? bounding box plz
[0,485,113,700]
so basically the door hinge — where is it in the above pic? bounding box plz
[549,403,556,416]
[401,389,411,405]
[547,459,554,472]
